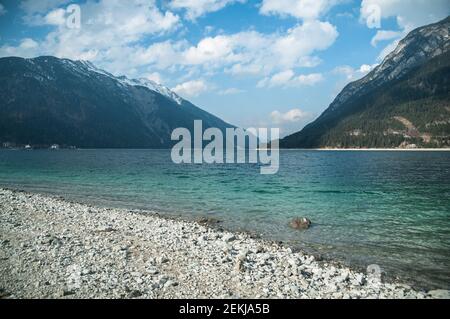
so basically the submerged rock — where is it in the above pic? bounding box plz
[197,217,222,225]
[289,217,312,230]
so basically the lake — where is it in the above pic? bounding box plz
[0,149,449,289]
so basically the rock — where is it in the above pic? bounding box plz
[287,258,299,268]
[158,276,169,286]
[287,285,299,294]
[303,256,314,265]
[289,217,312,230]
[151,283,160,290]
[352,274,365,286]
[147,267,159,275]
[428,289,450,299]
[234,259,244,272]
[60,289,75,297]
[197,217,222,225]
[217,241,231,253]
[221,256,232,263]
[157,257,169,264]
[336,271,350,283]
[96,226,116,233]
[81,268,94,276]
[129,290,142,298]
[223,234,236,243]
[254,246,264,254]
[164,280,178,288]
[238,249,249,259]
[0,289,11,299]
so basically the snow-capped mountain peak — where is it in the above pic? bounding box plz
[73,60,184,106]
[116,76,184,106]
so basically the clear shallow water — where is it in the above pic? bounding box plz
[0,149,449,289]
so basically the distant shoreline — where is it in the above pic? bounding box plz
[278,148,450,152]
[2,147,450,152]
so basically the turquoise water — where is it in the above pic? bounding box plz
[0,149,449,289]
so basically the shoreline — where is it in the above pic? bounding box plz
[2,148,450,151]
[1,188,448,299]
[0,186,418,290]
[281,148,450,152]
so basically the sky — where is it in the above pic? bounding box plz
[0,0,449,137]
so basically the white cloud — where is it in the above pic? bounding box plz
[377,39,400,60]
[131,41,186,70]
[182,34,238,65]
[144,72,163,84]
[218,88,244,95]
[270,109,311,125]
[1,0,181,76]
[169,0,246,21]
[172,80,209,97]
[141,20,337,77]
[3,1,338,90]
[359,64,375,73]
[19,0,72,24]
[361,0,450,31]
[225,63,264,76]
[258,70,323,88]
[271,21,338,68]
[44,8,66,26]
[20,38,39,49]
[266,108,316,137]
[261,70,295,87]
[360,0,450,60]
[333,63,378,81]
[98,19,336,86]
[370,30,402,47]
[0,38,39,58]
[295,73,324,86]
[204,25,215,34]
[20,0,71,14]
[0,4,7,16]
[260,0,343,20]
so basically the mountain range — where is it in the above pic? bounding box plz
[0,56,232,148]
[280,16,450,149]
[1,17,449,150]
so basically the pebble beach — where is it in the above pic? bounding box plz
[0,188,448,299]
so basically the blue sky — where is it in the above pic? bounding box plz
[0,0,449,136]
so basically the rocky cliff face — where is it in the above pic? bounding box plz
[281,17,450,149]
[0,56,233,148]
[328,17,450,114]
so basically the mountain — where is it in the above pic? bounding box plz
[280,17,450,149]
[0,56,232,148]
